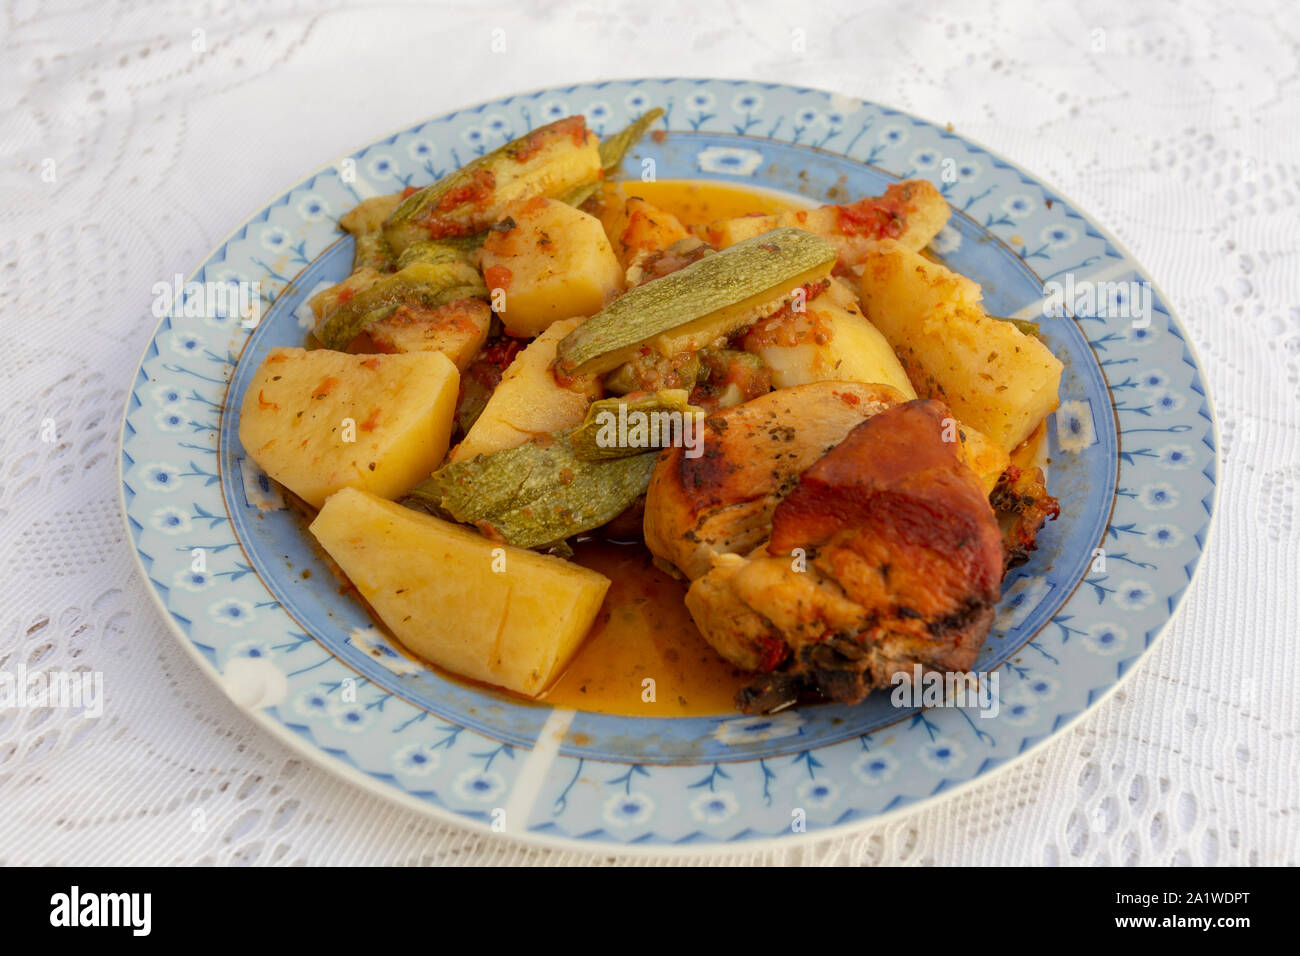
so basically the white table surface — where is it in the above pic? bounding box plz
[2,0,1296,865]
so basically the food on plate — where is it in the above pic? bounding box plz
[310,488,609,696]
[701,179,948,269]
[685,400,1004,712]
[238,347,458,508]
[237,109,1061,712]
[449,316,601,462]
[479,197,624,337]
[859,239,1064,452]
[555,226,837,375]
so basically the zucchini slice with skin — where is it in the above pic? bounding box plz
[568,389,702,460]
[597,107,664,174]
[317,260,487,351]
[555,227,837,376]
[406,430,658,550]
[382,116,601,254]
[396,235,486,269]
[350,230,395,272]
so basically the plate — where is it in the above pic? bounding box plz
[119,78,1218,851]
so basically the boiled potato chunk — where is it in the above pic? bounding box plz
[599,195,691,268]
[451,316,601,461]
[480,197,623,337]
[310,488,610,696]
[860,239,1063,452]
[239,347,458,508]
[741,279,917,398]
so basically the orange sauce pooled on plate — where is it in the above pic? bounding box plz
[600,178,806,226]
[542,539,748,716]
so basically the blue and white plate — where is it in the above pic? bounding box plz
[119,79,1217,851]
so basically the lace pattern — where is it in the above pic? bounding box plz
[1,0,1295,865]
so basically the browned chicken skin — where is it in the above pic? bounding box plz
[643,380,904,581]
[990,464,1061,573]
[674,399,1005,713]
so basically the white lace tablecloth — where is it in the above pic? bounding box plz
[2,0,1295,866]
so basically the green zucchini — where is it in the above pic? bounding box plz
[317,260,487,350]
[555,227,837,376]
[407,431,658,550]
[395,235,485,269]
[557,107,667,207]
[381,116,602,254]
[340,193,404,234]
[569,389,702,460]
[340,194,405,271]
[998,316,1045,341]
[351,230,395,272]
[597,107,664,174]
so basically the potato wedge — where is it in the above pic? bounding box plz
[480,197,623,338]
[740,279,917,398]
[310,488,609,696]
[600,195,691,268]
[860,240,1062,451]
[451,316,601,462]
[238,347,458,508]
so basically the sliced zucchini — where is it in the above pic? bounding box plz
[559,108,665,207]
[597,107,664,174]
[340,193,404,272]
[406,431,658,550]
[382,116,601,254]
[349,231,393,272]
[396,235,485,269]
[340,193,404,234]
[569,389,702,460]
[554,227,836,376]
[317,260,487,351]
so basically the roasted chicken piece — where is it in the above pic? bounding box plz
[643,381,904,581]
[680,399,1005,712]
[990,464,1061,573]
